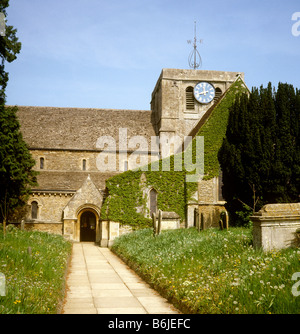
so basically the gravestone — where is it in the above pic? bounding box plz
[251,203,300,251]
[152,212,157,236]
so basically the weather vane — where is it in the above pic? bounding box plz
[187,21,202,69]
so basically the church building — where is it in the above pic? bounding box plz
[16,68,247,243]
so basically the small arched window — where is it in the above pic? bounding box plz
[31,201,38,219]
[149,188,158,217]
[40,157,44,170]
[214,87,222,103]
[82,159,86,171]
[185,87,195,110]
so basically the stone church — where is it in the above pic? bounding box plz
[16,68,246,243]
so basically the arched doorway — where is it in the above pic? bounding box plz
[80,211,96,242]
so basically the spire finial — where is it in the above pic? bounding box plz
[187,21,202,69]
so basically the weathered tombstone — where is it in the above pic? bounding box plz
[224,210,229,230]
[194,208,201,232]
[152,212,157,237]
[219,218,224,230]
[20,220,25,231]
[27,246,32,256]
[219,211,229,231]
[157,209,162,235]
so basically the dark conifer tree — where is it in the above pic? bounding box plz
[218,82,300,226]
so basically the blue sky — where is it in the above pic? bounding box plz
[4,0,300,110]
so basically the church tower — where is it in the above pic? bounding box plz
[150,68,244,154]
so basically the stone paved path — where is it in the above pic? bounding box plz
[61,243,180,314]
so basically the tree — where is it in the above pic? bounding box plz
[0,1,37,236]
[218,82,300,226]
[0,0,21,103]
[0,106,38,235]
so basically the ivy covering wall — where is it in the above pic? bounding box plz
[100,78,248,227]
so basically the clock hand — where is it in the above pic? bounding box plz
[199,90,209,95]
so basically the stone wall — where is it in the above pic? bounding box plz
[27,191,73,223]
[99,221,119,247]
[22,221,63,234]
[186,176,226,229]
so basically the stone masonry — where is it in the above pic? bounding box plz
[14,68,245,243]
[251,203,300,251]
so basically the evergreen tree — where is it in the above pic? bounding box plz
[218,82,300,226]
[0,0,21,103]
[272,83,299,202]
[0,106,37,229]
[0,1,37,235]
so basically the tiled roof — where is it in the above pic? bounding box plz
[16,106,156,150]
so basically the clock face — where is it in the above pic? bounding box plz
[194,82,215,104]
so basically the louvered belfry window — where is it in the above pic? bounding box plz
[186,86,195,110]
[214,87,222,103]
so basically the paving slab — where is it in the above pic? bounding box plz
[61,243,180,314]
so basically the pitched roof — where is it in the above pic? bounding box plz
[16,106,156,150]
[31,171,118,192]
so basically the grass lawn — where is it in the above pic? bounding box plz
[112,227,300,314]
[0,226,72,314]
